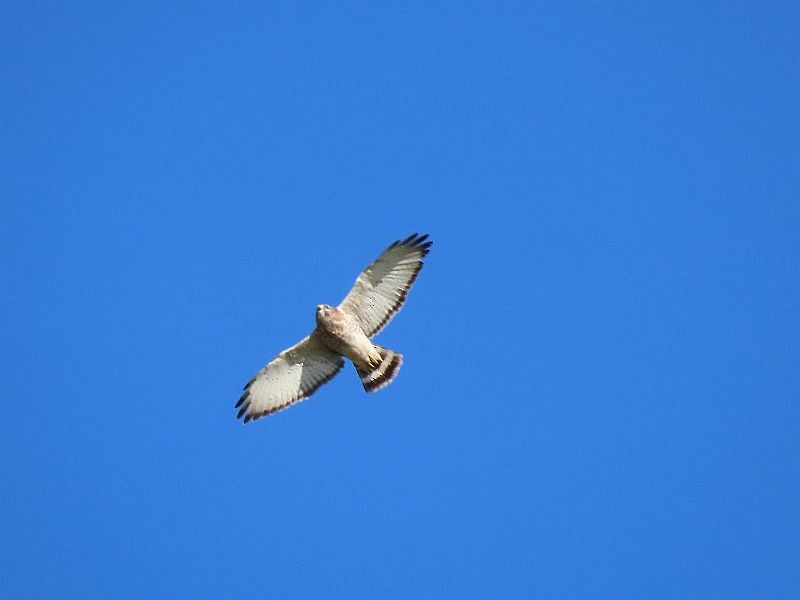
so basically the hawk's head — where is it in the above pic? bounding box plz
[315,304,335,327]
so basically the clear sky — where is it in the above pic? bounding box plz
[2,2,798,598]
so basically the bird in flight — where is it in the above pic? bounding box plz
[236,233,433,423]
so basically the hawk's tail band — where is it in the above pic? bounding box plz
[356,346,403,393]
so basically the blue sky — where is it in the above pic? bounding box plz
[2,2,798,598]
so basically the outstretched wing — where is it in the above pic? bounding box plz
[236,334,344,423]
[339,233,432,338]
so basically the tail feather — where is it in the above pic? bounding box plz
[355,346,403,392]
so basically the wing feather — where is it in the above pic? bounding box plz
[339,233,432,337]
[236,334,344,423]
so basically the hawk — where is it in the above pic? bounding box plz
[236,233,433,423]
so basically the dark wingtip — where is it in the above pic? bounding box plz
[389,233,434,251]
[415,233,432,255]
[396,232,433,250]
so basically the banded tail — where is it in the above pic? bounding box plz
[355,346,403,392]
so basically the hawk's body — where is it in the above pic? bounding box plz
[236,233,432,423]
[314,304,379,369]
